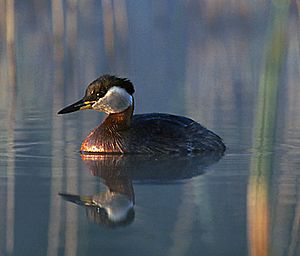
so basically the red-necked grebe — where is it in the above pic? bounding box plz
[58,75,226,154]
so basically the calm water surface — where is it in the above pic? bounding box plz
[1,1,300,256]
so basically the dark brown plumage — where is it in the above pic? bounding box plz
[80,105,225,154]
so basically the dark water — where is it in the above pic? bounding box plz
[1,1,300,256]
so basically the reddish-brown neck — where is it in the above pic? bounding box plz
[102,103,134,131]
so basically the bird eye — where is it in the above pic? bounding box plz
[96,93,100,98]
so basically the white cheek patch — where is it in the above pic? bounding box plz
[92,86,133,114]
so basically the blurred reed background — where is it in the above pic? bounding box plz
[0,0,300,255]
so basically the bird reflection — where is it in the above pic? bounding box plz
[60,152,223,228]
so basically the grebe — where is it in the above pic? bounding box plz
[58,75,226,154]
